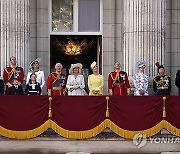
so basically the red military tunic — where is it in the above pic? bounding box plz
[3,66,24,94]
[47,72,66,96]
[108,71,130,95]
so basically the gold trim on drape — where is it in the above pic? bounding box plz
[106,119,164,139]
[164,120,180,136]
[0,120,50,139]
[50,120,107,139]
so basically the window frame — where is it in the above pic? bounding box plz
[49,0,103,35]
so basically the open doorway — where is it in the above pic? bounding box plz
[50,35,102,92]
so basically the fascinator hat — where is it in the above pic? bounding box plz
[29,58,41,71]
[90,61,97,70]
[136,60,146,68]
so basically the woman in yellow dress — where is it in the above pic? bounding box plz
[88,61,104,96]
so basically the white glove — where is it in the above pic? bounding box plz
[74,85,80,89]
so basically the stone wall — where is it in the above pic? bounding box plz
[103,0,123,94]
[167,0,180,95]
[29,0,49,93]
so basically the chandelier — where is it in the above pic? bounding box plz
[55,38,94,56]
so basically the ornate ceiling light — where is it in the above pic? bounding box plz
[55,38,94,56]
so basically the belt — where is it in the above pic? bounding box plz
[52,87,63,90]
[157,87,168,90]
[113,82,125,87]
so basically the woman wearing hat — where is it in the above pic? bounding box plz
[133,60,149,96]
[88,61,104,96]
[153,62,171,95]
[26,58,45,93]
[66,63,85,95]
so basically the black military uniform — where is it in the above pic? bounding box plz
[175,70,180,95]
[0,79,4,95]
[153,64,171,95]
[153,75,171,95]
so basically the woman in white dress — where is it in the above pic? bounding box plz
[66,63,85,96]
[26,58,45,93]
[133,60,149,96]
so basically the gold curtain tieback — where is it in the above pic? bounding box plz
[163,96,166,118]
[48,97,52,117]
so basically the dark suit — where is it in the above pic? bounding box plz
[8,85,24,95]
[175,70,180,95]
[0,79,4,95]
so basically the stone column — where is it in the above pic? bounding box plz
[103,0,116,94]
[0,0,29,77]
[123,0,166,81]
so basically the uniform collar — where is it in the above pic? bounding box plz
[11,64,17,68]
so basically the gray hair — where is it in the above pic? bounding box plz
[55,63,63,69]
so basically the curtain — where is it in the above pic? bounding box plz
[78,0,100,32]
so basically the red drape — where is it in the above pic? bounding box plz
[165,96,180,128]
[0,95,180,139]
[108,96,163,131]
[51,96,106,131]
[0,95,49,131]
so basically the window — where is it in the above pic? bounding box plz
[78,0,100,32]
[51,0,101,34]
[52,0,73,32]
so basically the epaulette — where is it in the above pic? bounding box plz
[4,67,13,74]
[120,71,126,74]
[16,66,22,69]
[50,72,57,75]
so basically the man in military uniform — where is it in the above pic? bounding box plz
[47,63,66,96]
[0,78,4,95]
[175,70,180,95]
[3,56,24,94]
[153,63,171,95]
[108,61,130,95]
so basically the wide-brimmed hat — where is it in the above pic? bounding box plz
[29,58,41,67]
[90,61,97,70]
[136,60,146,68]
[69,63,83,74]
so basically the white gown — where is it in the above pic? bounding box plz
[26,70,45,89]
[66,75,85,96]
